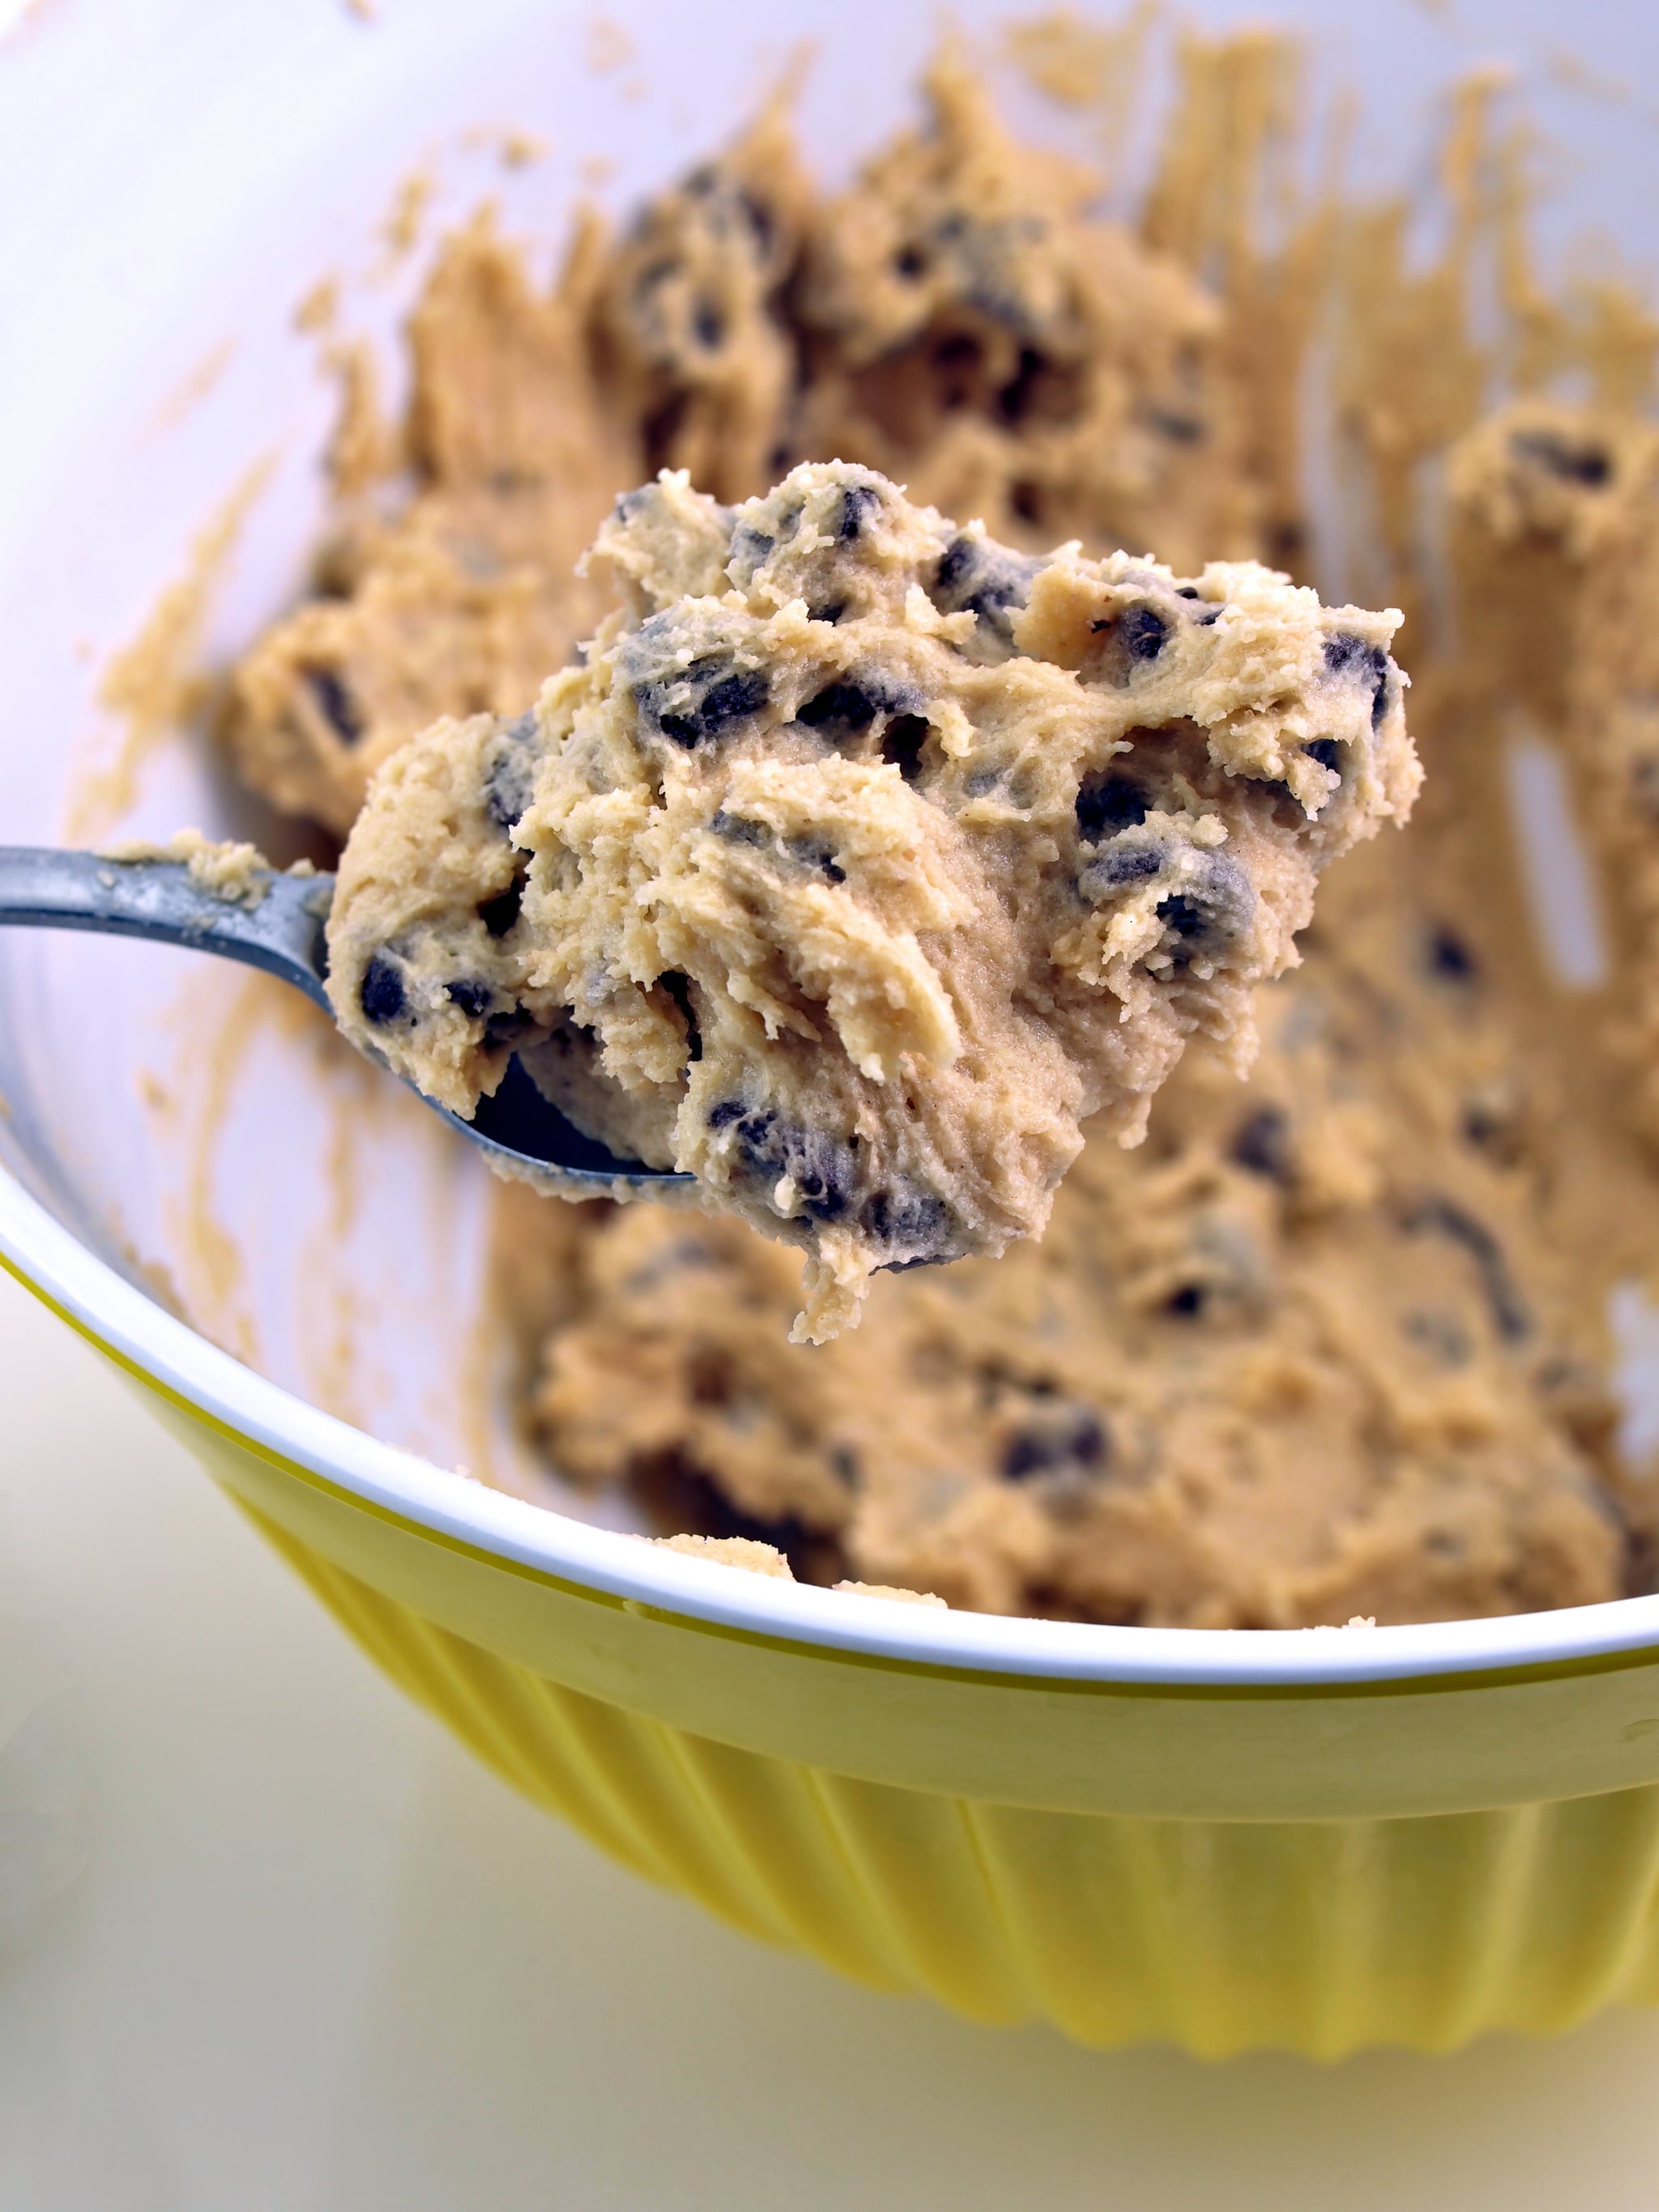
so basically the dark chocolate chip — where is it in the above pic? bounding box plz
[716,1105,857,1225]
[446,978,493,1019]
[1089,602,1171,680]
[838,483,881,541]
[1176,586,1202,599]
[1122,604,1170,660]
[863,1185,952,1255]
[737,189,774,253]
[1230,1105,1292,1180]
[930,534,1041,645]
[1001,1407,1107,1481]
[1306,737,1342,774]
[893,244,927,279]
[1158,852,1255,960]
[730,527,775,571]
[479,878,524,938]
[881,714,932,782]
[1428,926,1477,980]
[360,952,407,1026]
[709,808,770,849]
[1075,772,1149,842]
[652,663,771,748]
[791,838,847,883]
[302,664,365,746]
[484,713,539,832]
[693,296,725,350]
[1509,428,1611,487]
[1324,633,1390,729]
[796,680,883,739]
[1080,844,1164,897]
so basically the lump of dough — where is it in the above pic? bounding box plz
[326,458,1418,1339]
[793,53,1256,572]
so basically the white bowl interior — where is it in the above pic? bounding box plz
[4,0,1659,1547]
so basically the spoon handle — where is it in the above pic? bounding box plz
[0,846,335,1012]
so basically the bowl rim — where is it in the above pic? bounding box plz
[6,1156,1659,1689]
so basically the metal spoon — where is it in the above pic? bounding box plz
[0,846,689,1194]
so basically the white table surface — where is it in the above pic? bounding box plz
[4,1264,1659,2212]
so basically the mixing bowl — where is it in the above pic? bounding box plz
[6,0,1659,2058]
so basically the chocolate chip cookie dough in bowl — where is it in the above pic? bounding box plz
[10,0,1659,2061]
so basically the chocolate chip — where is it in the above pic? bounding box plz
[708,808,770,849]
[302,664,365,746]
[893,244,927,279]
[479,879,524,938]
[791,838,846,883]
[1231,1105,1292,1180]
[864,1184,952,1257]
[737,189,774,252]
[1001,1406,1107,1481]
[1075,772,1149,842]
[1165,1283,1206,1318]
[1089,602,1171,682]
[930,535,1041,647]
[1124,604,1170,660]
[1158,852,1255,960]
[881,714,932,782]
[838,483,881,541]
[730,527,775,572]
[717,1106,857,1225]
[484,713,539,832]
[1176,586,1201,599]
[446,978,493,1019]
[1079,844,1164,898]
[1510,428,1611,487]
[1428,926,1477,980]
[1306,737,1341,774]
[360,951,406,1026]
[693,297,724,350]
[646,660,771,748]
[797,681,883,739]
[1324,632,1390,729]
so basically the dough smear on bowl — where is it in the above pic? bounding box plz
[324,460,1418,1338]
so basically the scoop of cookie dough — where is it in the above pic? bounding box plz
[326,459,1418,1338]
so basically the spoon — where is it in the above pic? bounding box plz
[0,846,690,1195]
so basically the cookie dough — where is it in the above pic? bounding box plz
[224,58,1282,839]
[224,211,636,836]
[218,42,1659,1624]
[792,55,1258,572]
[522,857,1640,1624]
[325,460,1415,1337]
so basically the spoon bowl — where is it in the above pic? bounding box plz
[0,846,691,1197]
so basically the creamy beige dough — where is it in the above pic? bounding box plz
[520,853,1645,1623]
[326,460,1415,1337]
[220,44,1659,1623]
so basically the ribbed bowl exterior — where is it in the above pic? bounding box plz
[251,1497,1659,2059]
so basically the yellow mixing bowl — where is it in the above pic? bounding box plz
[6,0,1659,2064]
[9,1179,1659,2060]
